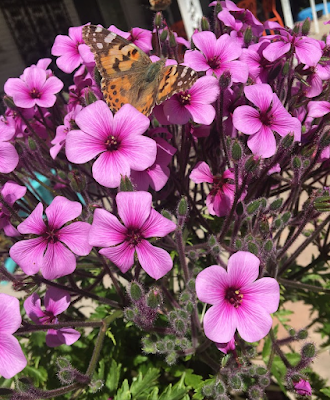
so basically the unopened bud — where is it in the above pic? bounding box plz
[282,61,290,76]
[297,329,308,340]
[229,375,243,390]
[58,170,67,180]
[85,89,98,105]
[174,318,186,334]
[68,171,86,192]
[301,343,316,359]
[89,379,104,393]
[3,95,16,109]
[220,71,231,89]
[259,376,270,387]
[28,137,37,151]
[247,199,261,215]
[264,240,273,252]
[231,140,243,161]
[202,383,216,397]
[208,234,217,247]
[244,26,253,45]
[165,351,177,365]
[177,197,188,217]
[292,156,302,169]
[119,175,134,192]
[201,16,210,31]
[58,368,75,384]
[56,357,71,369]
[256,366,268,376]
[215,380,226,394]
[302,18,311,35]
[146,288,162,309]
[215,1,222,14]
[94,68,102,87]
[124,308,136,321]
[248,385,264,400]
[129,282,143,301]
[156,340,166,353]
[235,238,242,249]
[169,31,177,48]
[154,12,163,29]
[160,29,168,42]
[282,211,291,223]
[270,198,283,210]
[245,156,259,172]
[247,242,258,255]
[281,132,294,148]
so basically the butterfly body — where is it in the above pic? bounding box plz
[82,25,198,116]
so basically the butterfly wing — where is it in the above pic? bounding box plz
[82,25,151,78]
[156,65,198,104]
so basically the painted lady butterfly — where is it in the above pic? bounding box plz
[82,25,198,116]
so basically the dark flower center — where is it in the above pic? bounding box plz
[106,135,120,151]
[225,288,243,308]
[39,310,57,324]
[179,92,191,106]
[30,88,41,99]
[126,228,143,246]
[259,111,273,126]
[210,175,231,196]
[43,228,60,243]
[208,55,221,70]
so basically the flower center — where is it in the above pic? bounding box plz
[210,175,231,195]
[30,88,41,99]
[225,288,243,308]
[126,228,143,247]
[105,135,119,151]
[43,228,60,243]
[179,91,191,106]
[39,310,57,324]
[259,111,272,126]
[208,55,221,70]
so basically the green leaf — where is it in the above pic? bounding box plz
[320,387,330,397]
[147,387,159,400]
[106,359,122,393]
[114,379,131,400]
[159,384,188,400]
[21,365,47,386]
[130,368,160,399]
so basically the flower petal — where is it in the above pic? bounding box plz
[244,277,280,314]
[0,142,19,173]
[65,129,105,164]
[0,334,27,379]
[232,105,262,135]
[244,84,273,111]
[17,202,46,235]
[141,209,176,238]
[190,162,213,184]
[1,181,26,206]
[247,125,276,158]
[227,251,260,288]
[45,196,82,229]
[89,208,127,247]
[46,328,80,347]
[203,302,237,343]
[58,221,92,256]
[116,191,152,229]
[113,104,150,139]
[44,287,71,316]
[0,294,22,334]
[135,240,173,279]
[41,242,76,279]
[10,237,47,275]
[196,265,228,305]
[100,241,135,273]
[23,293,44,324]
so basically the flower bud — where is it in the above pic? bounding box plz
[220,71,231,89]
[156,340,166,353]
[177,197,188,217]
[174,318,186,334]
[248,242,258,255]
[129,282,144,301]
[282,61,290,76]
[154,12,163,29]
[293,378,312,396]
[259,376,270,388]
[186,301,194,313]
[297,329,308,340]
[214,1,222,13]
[228,375,243,390]
[302,18,311,35]
[256,366,268,376]
[248,385,264,400]
[58,368,75,384]
[124,308,136,321]
[282,211,291,223]
[160,29,168,42]
[246,199,262,215]
[281,132,294,148]
[215,380,226,394]
[179,337,190,349]
[270,198,283,210]
[202,383,216,397]
[119,175,134,192]
[68,171,86,192]
[244,26,253,45]
[85,88,98,105]
[89,379,104,393]
[180,291,191,303]
[231,140,243,161]
[28,137,37,151]
[201,16,210,31]
[187,278,195,291]
[301,343,316,359]
[146,288,162,309]
[142,337,157,354]
[94,68,102,86]
[264,240,273,252]
[165,351,177,365]
[3,95,16,109]
[58,170,67,180]
[292,156,302,169]
[56,357,71,370]
[245,156,259,173]
[169,30,177,48]
[208,234,217,247]
[235,238,242,249]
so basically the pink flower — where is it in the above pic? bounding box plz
[196,251,280,343]
[10,196,92,280]
[130,28,152,53]
[130,137,176,191]
[216,337,236,354]
[4,66,63,109]
[89,191,176,280]
[162,76,220,125]
[0,181,26,237]
[184,31,248,84]
[0,116,19,173]
[24,287,80,347]
[293,379,312,396]
[0,294,27,379]
[65,101,156,188]
[190,162,243,217]
[51,25,94,73]
[233,84,301,158]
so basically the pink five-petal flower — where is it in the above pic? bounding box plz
[233,84,301,158]
[293,379,312,396]
[0,181,26,237]
[4,66,63,109]
[89,191,176,280]
[0,294,27,379]
[184,31,248,84]
[0,116,19,173]
[65,101,156,188]
[129,27,153,53]
[51,25,94,73]
[24,287,80,348]
[190,162,243,217]
[162,76,220,125]
[130,137,176,191]
[10,196,92,280]
[196,251,280,343]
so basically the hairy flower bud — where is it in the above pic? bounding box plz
[302,18,311,35]
[231,140,243,161]
[68,171,86,192]
[129,282,144,301]
[160,29,168,42]
[301,343,316,359]
[244,26,253,45]
[201,16,210,31]
[228,374,243,391]
[119,175,134,192]
[154,12,163,29]
[248,385,264,400]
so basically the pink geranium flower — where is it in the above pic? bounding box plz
[184,31,248,84]
[130,137,176,191]
[89,191,176,280]
[51,25,94,73]
[10,196,92,280]
[4,66,63,109]
[233,84,301,158]
[0,181,26,237]
[293,379,312,396]
[162,76,220,125]
[0,294,27,379]
[190,162,243,217]
[0,116,20,173]
[24,287,80,347]
[65,101,156,188]
[196,251,280,343]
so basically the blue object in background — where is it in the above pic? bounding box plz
[296,2,330,21]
